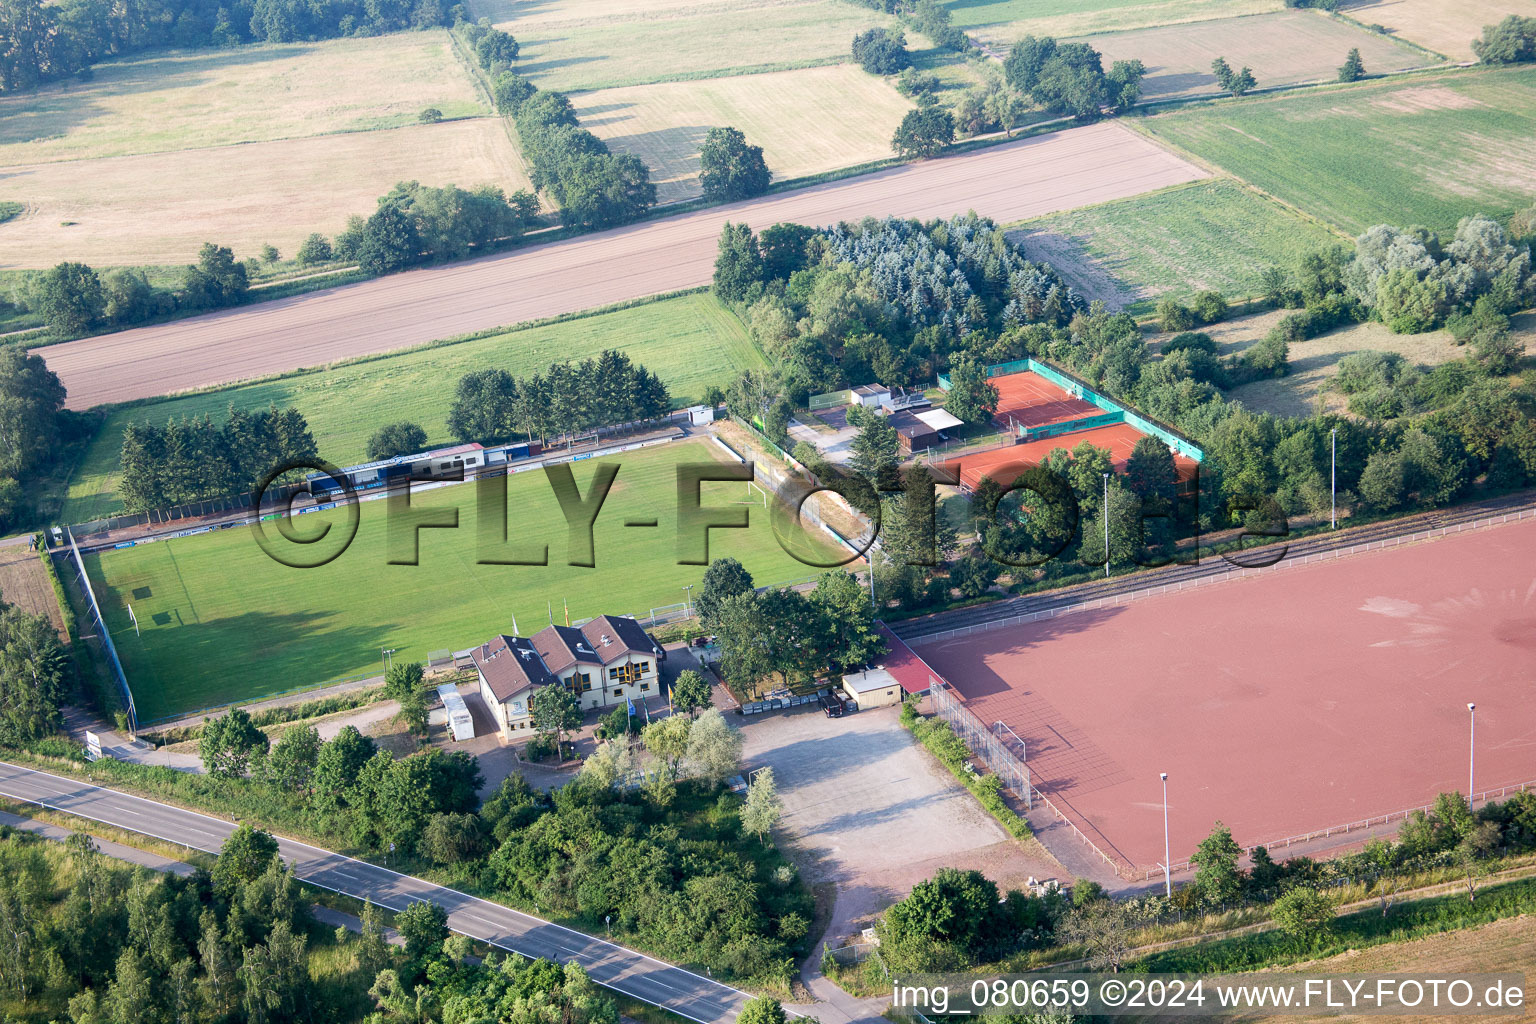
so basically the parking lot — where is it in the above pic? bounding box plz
[739,705,1063,945]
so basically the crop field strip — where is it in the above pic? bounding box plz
[477,0,901,92]
[952,0,1283,46]
[1339,0,1533,61]
[0,31,487,166]
[59,292,766,524]
[0,119,529,268]
[86,438,844,721]
[1011,178,1344,310]
[1077,9,1438,102]
[574,66,915,203]
[1138,66,1536,236]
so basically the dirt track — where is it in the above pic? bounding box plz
[41,121,1207,409]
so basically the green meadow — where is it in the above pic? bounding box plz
[88,438,846,721]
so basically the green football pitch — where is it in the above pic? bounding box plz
[87,439,847,722]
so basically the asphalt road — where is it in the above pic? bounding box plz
[0,761,755,1024]
[41,121,1207,409]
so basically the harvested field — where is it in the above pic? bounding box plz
[40,120,1209,408]
[0,32,486,166]
[1223,309,1536,417]
[1340,0,1531,61]
[575,66,913,202]
[0,543,66,638]
[1079,10,1436,102]
[489,0,897,91]
[956,0,1282,47]
[1011,179,1343,310]
[1141,66,1536,234]
[0,119,530,268]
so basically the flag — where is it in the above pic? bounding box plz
[627,698,635,716]
[563,598,570,626]
[547,601,553,625]
[511,612,520,637]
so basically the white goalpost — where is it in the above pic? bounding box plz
[127,604,140,636]
[746,481,769,509]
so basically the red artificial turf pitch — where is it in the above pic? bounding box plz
[992,370,1099,430]
[915,518,1536,872]
[937,423,1199,492]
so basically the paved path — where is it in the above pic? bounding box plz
[41,122,1206,409]
[0,760,758,1024]
[0,808,197,876]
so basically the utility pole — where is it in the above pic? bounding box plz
[1468,702,1476,800]
[1160,772,1171,898]
[1331,427,1338,529]
[1103,472,1111,578]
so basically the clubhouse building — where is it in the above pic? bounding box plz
[471,615,667,737]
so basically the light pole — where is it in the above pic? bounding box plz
[381,647,397,672]
[1468,702,1476,800]
[682,584,693,617]
[1160,772,1171,898]
[1330,427,1337,529]
[1102,472,1111,578]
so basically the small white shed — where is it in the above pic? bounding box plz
[437,684,475,742]
[688,404,716,426]
[840,667,903,709]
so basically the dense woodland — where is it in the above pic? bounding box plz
[0,0,454,92]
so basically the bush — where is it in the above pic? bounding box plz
[1473,15,1536,65]
[419,107,444,123]
[366,421,429,460]
[259,243,280,263]
[895,67,941,98]
[524,733,556,761]
[295,233,332,265]
[1156,298,1197,333]
[1192,290,1228,324]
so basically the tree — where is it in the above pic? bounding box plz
[532,685,582,753]
[1125,435,1177,508]
[713,222,766,303]
[1271,886,1335,939]
[0,347,65,480]
[367,421,428,460]
[1337,47,1365,82]
[1455,821,1500,901]
[32,261,105,332]
[356,202,421,274]
[199,708,269,778]
[1064,898,1132,972]
[1212,57,1256,97]
[1472,15,1536,64]
[295,233,332,265]
[0,607,68,743]
[740,766,781,842]
[695,557,755,628]
[419,812,489,864]
[492,71,536,114]
[311,725,376,812]
[943,354,1000,424]
[579,739,635,791]
[1106,57,1146,110]
[850,415,900,482]
[262,725,321,794]
[1156,298,1197,332]
[181,242,248,308]
[809,569,885,670]
[851,27,909,74]
[642,713,691,779]
[738,996,788,1024]
[892,106,955,158]
[211,824,280,894]
[474,27,519,67]
[1190,821,1244,907]
[700,127,772,202]
[685,707,742,786]
[670,669,711,717]
[394,900,449,960]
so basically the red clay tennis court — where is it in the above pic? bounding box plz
[937,424,1200,492]
[993,369,1099,431]
[915,517,1536,874]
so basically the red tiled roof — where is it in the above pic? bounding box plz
[874,623,947,694]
